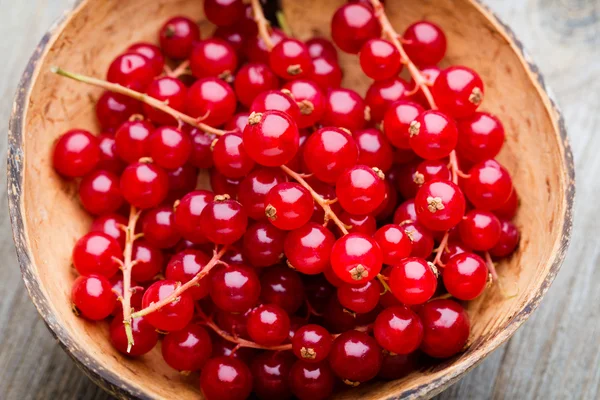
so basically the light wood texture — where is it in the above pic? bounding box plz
[0,1,594,400]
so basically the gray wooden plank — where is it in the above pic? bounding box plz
[0,0,598,399]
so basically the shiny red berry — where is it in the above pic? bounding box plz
[107,52,155,91]
[210,264,261,312]
[97,134,126,174]
[402,21,447,67]
[389,257,437,305]
[234,63,280,108]
[190,38,238,80]
[53,129,100,177]
[200,356,252,400]
[204,0,244,27]
[374,306,423,354]
[260,266,304,313]
[96,92,141,132]
[251,352,295,400]
[143,77,187,125]
[415,179,466,231]
[433,66,484,118]
[238,167,288,220]
[464,159,514,210]
[289,360,335,400]
[120,162,169,209]
[292,324,332,363]
[243,110,300,167]
[79,170,123,215]
[303,127,358,183]
[336,165,386,215]
[353,128,394,172]
[269,38,314,80]
[459,209,502,250]
[159,16,200,59]
[337,280,381,313]
[457,112,505,163]
[374,224,412,265]
[242,221,286,267]
[489,219,520,258]
[110,313,158,356]
[443,252,489,300]
[383,100,425,149]
[212,132,256,179]
[130,240,164,282]
[148,126,191,169]
[419,299,470,358]
[306,37,338,61]
[142,280,194,331]
[245,28,286,64]
[322,88,366,131]
[91,214,127,249]
[282,79,326,128]
[114,119,153,163]
[174,190,214,243]
[311,57,343,91]
[71,274,116,320]
[359,38,401,80]
[187,77,237,126]
[338,212,377,235]
[409,110,458,160]
[247,304,291,345]
[329,330,383,384]
[142,206,181,248]
[402,221,435,258]
[200,197,248,244]
[265,182,314,230]
[162,324,212,371]
[72,232,122,278]
[127,42,165,75]
[284,222,335,274]
[365,78,411,122]
[165,249,211,300]
[330,233,383,284]
[331,3,381,53]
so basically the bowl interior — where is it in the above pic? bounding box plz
[11,0,572,398]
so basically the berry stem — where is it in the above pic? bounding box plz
[121,205,142,352]
[251,0,274,50]
[198,309,293,351]
[484,251,498,282]
[50,67,230,137]
[130,246,228,319]
[432,232,449,267]
[280,165,349,235]
[168,60,190,78]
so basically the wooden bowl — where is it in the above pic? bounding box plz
[7,0,574,398]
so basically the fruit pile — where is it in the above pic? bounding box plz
[52,0,520,398]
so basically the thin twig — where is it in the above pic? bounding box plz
[121,205,142,352]
[280,165,350,235]
[130,246,228,319]
[251,0,274,50]
[432,231,449,267]
[51,67,231,137]
[169,60,190,78]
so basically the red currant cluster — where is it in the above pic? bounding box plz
[52,0,520,399]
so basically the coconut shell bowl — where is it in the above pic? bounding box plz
[7,0,574,399]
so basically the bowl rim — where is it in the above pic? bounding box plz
[6,0,575,399]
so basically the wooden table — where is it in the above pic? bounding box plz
[0,1,597,399]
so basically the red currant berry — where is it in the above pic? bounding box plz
[243,110,300,167]
[96,134,125,174]
[433,66,484,118]
[360,38,401,81]
[459,209,502,250]
[200,356,252,400]
[303,127,359,183]
[127,42,165,75]
[282,79,326,128]
[413,159,451,188]
[374,306,423,354]
[393,198,417,223]
[457,112,505,164]
[96,92,141,132]
[190,38,238,80]
[402,21,447,67]
[306,37,338,61]
[210,264,261,312]
[187,77,237,126]
[159,16,200,59]
[212,132,256,179]
[337,280,381,313]
[440,241,472,264]
[292,324,332,363]
[142,280,194,331]
[53,129,100,177]
[409,65,441,107]
[165,249,211,300]
[247,304,291,345]
[130,240,164,282]
[142,206,180,249]
[330,233,383,284]
[213,26,245,56]
[311,57,343,91]
[242,221,286,267]
[204,0,244,27]
[91,214,127,249]
[114,119,153,164]
[238,167,288,220]
[284,222,335,274]
[71,275,116,320]
[72,232,122,277]
[224,112,250,133]
[245,28,286,64]
[110,313,158,356]
[322,88,366,131]
[489,219,519,258]
[162,324,212,371]
[289,360,335,400]
[365,78,410,122]
[374,224,412,265]
[120,162,169,209]
[378,351,418,380]
[415,179,466,231]
[464,159,514,210]
[389,257,437,305]
[143,77,187,125]
[336,164,386,215]
[383,100,425,149]
[419,299,470,358]
[265,182,314,230]
[329,330,383,384]
[107,52,155,91]
[409,110,458,160]
[353,128,394,172]
[200,196,248,244]
[234,63,280,108]
[260,266,304,313]
[148,126,192,169]
[251,352,295,400]
[338,212,377,235]
[493,188,518,220]
[270,38,314,80]
[402,221,435,258]
[331,3,381,54]
[174,190,214,243]
[443,252,488,300]
[250,90,301,124]
[79,170,123,215]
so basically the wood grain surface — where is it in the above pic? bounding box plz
[0,0,597,399]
